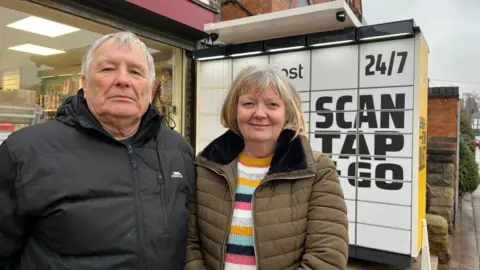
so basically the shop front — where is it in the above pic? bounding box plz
[0,0,213,144]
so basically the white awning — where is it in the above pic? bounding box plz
[204,0,362,45]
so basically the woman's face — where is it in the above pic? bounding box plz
[237,85,286,145]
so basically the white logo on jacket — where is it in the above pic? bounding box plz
[171,172,183,178]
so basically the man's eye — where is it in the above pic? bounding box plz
[131,70,142,75]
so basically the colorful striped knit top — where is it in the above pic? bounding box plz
[224,152,272,270]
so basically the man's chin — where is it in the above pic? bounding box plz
[103,106,142,119]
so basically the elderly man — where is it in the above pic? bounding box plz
[0,31,194,269]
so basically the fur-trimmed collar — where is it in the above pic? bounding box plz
[198,129,314,174]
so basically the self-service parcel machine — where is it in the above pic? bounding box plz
[193,19,429,268]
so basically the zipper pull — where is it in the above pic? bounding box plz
[126,145,136,168]
[156,173,164,192]
[127,145,134,155]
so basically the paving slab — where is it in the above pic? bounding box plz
[448,187,480,270]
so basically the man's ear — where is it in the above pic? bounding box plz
[149,81,156,104]
[81,75,88,99]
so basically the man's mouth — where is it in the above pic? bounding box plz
[111,95,134,101]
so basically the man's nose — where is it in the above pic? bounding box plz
[115,67,131,88]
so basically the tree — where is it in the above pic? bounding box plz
[459,114,480,196]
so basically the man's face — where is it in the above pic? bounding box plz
[82,40,152,120]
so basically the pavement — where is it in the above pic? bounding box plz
[448,186,480,270]
[447,147,480,269]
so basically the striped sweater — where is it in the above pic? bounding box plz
[224,152,272,270]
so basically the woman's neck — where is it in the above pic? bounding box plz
[243,141,275,159]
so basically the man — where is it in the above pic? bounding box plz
[0,31,194,269]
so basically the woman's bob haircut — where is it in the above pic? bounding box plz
[220,64,307,139]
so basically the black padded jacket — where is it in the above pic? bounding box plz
[0,89,195,270]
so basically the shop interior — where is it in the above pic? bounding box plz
[0,1,185,137]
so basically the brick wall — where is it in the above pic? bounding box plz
[221,0,362,22]
[426,87,460,233]
[272,0,290,12]
[221,3,249,23]
[222,0,292,21]
[428,98,458,142]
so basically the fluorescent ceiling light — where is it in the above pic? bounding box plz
[230,51,262,57]
[8,44,66,56]
[196,55,225,61]
[7,16,80,37]
[310,40,354,47]
[267,46,305,52]
[360,33,410,41]
[147,48,160,54]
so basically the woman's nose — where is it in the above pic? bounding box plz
[253,105,267,118]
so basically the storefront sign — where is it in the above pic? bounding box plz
[196,32,428,261]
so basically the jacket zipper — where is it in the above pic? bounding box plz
[156,173,168,228]
[127,144,147,269]
[197,161,314,269]
[155,136,169,229]
[196,163,234,270]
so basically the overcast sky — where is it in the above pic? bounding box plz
[362,0,480,96]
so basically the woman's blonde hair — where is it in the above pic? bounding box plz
[220,64,307,138]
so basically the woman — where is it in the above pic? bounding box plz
[185,65,348,270]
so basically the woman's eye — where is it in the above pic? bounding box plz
[243,102,254,106]
[268,103,279,107]
[102,68,113,72]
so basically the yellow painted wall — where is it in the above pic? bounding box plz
[417,33,428,252]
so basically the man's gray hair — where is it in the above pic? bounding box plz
[81,31,156,85]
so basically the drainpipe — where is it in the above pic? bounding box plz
[222,0,254,16]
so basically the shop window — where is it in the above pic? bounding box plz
[0,3,185,135]
[190,0,220,12]
[151,48,185,132]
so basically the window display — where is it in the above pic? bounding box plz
[0,3,186,134]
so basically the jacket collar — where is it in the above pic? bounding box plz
[198,129,316,177]
[55,89,164,144]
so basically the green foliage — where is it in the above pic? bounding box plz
[460,114,476,152]
[459,115,480,196]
